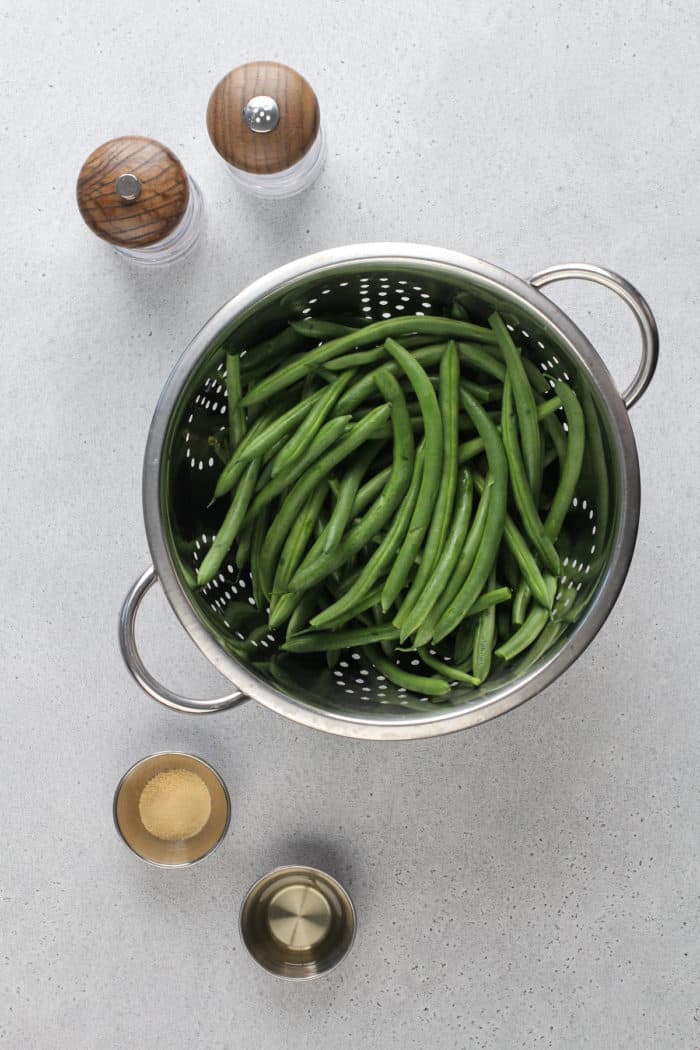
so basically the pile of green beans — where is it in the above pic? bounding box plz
[189,309,587,699]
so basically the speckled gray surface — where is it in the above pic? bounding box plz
[2,1,699,1047]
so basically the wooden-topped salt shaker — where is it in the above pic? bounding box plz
[206,61,325,198]
[76,136,203,264]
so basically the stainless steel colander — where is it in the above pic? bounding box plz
[119,245,658,740]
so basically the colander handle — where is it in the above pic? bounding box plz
[528,264,659,409]
[119,566,248,715]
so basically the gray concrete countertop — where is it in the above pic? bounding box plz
[2,1,698,1047]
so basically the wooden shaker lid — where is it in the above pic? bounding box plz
[76,136,190,248]
[207,61,320,175]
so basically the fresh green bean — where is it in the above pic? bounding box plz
[320,444,379,554]
[394,341,459,628]
[287,372,415,593]
[285,588,322,640]
[494,574,557,660]
[309,584,384,633]
[397,466,474,642]
[363,646,450,697]
[417,647,481,686]
[246,416,352,520]
[457,396,562,465]
[472,569,497,682]
[290,319,360,339]
[544,381,585,541]
[466,586,512,617]
[271,480,328,601]
[381,339,444,610]
[413,477,492,648]
[197,457,262,586]
[453,618,476,665]
[271,372,353,478]
[541,411,567,466]
[336,345,448,414]
[512,578,531,626]
[471,473,551,610]
[242,317,497,408]
[215,387,327,492]
[501,375,561,575]
[236,325,309,380]
[456,343,506,382]
[259,404,393,598]
[250,502,271,608]
[309,444,425,630]
[432,387,508,643]
[489,312,542,496]
[282,623,398,653]
[235,524,253,569]
[225,353,246,451]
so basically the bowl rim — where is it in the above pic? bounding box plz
[141,243,640,739]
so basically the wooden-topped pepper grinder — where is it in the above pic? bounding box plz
[76,136,203,264]
[207,61,325,198]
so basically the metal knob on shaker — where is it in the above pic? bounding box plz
[206,61,326,198]
[76,135,203,264]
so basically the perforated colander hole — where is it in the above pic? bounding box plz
[339,281,349,288]
[333,670,343,677]
[381,312,392,319]
[339,660,349,668]
[410,659,420,667]
[590,545,596,554]
[572,497,578,507]
[301,307,311,314]
[344,689,355,695]
[379,299,388,307]
[361,686,372,693]
[208,457,215,467]
[235,630,245,640]
[395,304,405,311]
[308,297,318,305]
[321,288,331,295]
[247,596,256,606]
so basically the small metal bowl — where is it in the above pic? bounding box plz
[239,865,356,979]
[113,751,231,867]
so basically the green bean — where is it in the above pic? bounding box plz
[363,646,450,697]
[432,387,508,643]
[320,444,379,554]
[290,319,360,339]
[259,404,393,598]
[413,477,492,648]
[287,372,415,593]
[517,620,567,672]
[225,353,246,451]
[489,312,542,496]
[323,335,442,373]
[215,387,327,493]
[494,574,557,661]
[463,379,503,404]
[235,324,311,378]
[271,480,328,601]
[270,372,353,478]
[466,586,512,617]
[250,502,271,608]
[471,473,551,610]
[450,301,469,321]
[501,375,561,575]
[544,381,585,541]
[197,457,262,586]
[246,415,352,520]
[309,443,425,630]
[512,578,531,626]
[309,585,385,633]
[394,341,459,628]
[242,317,497,408]
[496,604,512,642]
[397,466,474,642]
[381,339,444,610]
[453,618,476,665]
[282,623,398,653]
[235,524,253,569]
[285,588,322,640]
[472,569,497,682]
[336,345,448,414]
[542,411,567,466]
[351,465,392,517]
[456,343,506,382]
[209,413,270,502]
[457,396,562,465]
[417,647,481,686]
[580,385,609,543]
